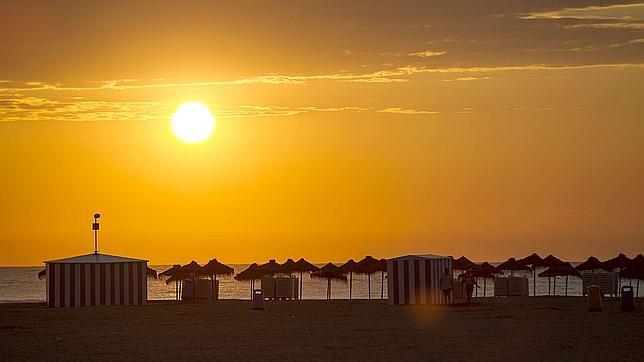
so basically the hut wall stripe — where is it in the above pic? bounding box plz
[397,260,405,304]
[419,260,426,304]
[74,265,81,307]
[54,264,60,307]
[133,263,138,305]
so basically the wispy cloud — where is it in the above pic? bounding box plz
[521,3,644,21]
[408,50,447,58]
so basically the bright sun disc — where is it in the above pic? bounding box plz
[171,102,215,143]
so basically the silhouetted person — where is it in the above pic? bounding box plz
[439,267,453,304]
[463,271,480,306]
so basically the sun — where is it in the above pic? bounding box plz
[171,102,216,143]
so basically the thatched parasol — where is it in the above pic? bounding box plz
[356,256,381,300]
[279,258,297,276]
[603,253,632,296]
[199,259,234,300]
[293,258,319,300]
[517,253,543,297]
[575,256,603,271]
[165,261,202,300]
[235,263,260,300]
[256,259,281,277]
[534,255,566,296]
[453,256,477,272]
[538,263,581,296]
[159,264,182,300]
[146,267,158,279]
[621,254,644,297]
[470,262,502,297]
[497,258,531,275]
[311,262,347,300]
[340,259,363,300]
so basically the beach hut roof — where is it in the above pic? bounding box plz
[538,263,581,278]
[293,258,319,273]
[534,254,566,268]
[453,256,477,271]
[575,256,603,271]
[234,263,259,281]
[517,253,543,266]
[311,262,347,281]
[340,259,363,273]
[603,253,631,271]
[497,258,531,271]
[199,259,234,277]
[45,253,147,264]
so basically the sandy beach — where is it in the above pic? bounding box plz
[1,297,642,361]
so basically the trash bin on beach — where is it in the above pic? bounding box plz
[253,289,265,310]
[621,286,635,312]
[587,285,602,312]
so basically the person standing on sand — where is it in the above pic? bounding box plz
[463,271,480,306]
[439,267,453,304]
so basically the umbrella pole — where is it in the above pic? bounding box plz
[300,271,303,300]
[637,279,639,298]
[381,271,384,299]
[484,278,486,298]
[214,274,218,300]
[565,275,568,296]
[533,267,536,297]
[349,272,353,300]
[553,276,556,296]
[211,275,214,300]
[475,278,478,298]
[548,277,551,296]
[368,274,371,300]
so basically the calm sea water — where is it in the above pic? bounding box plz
[1,263,641,303]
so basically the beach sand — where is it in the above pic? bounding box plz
[1,297,642,361]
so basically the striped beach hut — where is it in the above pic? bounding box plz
[387,254,453,305]
[45,253,148,308]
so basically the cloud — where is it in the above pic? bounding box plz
[442,76,491,82]
[408,50,447,58]
[521,3,644,21]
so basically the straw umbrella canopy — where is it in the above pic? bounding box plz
[146,267,158,279]
[293,258,319,300]
[340,259,364,300]
[533,255,566,296]
[235,263,260,299]
[575,256,603,271]
[517,253,543,297]
[603,253,632,295]
[279,259,297,276]
[356,256,380,300]
[311,262,347,300]
[453,256,477,272]
[159,264,182,300]
[256,259,281,277]
[470,262,502,297]
[497,258,531,275]
[620,255,644,298]
[199,259,234,300]
[538,263,581,296]
[165,261,202,300]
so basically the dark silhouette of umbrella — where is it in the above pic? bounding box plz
[376,259,387,299]
[256,259,281,277]
[620,254,644,297]
[538,263,581,296]
[293,258,319,300]
[497,258,531,275]
[575,256,603,271]
[279,258,297,276]
[159,264,182,300]
[235,263,260,300]
[470,262,502,297]
[453,256,477,271]
[517,253,543,297]
[603,253,632,296]
[533,255,566,296]
[199,259,234,300]
[166,261,202,300]
[356,256,381,300]
[340,259,364,300]
[37,269,46,280]
[311,262,347,300]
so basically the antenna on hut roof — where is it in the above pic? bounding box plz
[92,213,101,255]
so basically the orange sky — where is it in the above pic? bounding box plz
[1,1,643,265]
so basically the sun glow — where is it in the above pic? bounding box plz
[171,102,216,143]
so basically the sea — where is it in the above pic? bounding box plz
[0,263,641,303]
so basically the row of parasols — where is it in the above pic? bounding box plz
[454,253,644,297]
[155,256,388,300]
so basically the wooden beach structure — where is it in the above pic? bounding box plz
[44,253,148,307]
[387,254,453,305]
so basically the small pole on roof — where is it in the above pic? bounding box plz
[92,213,101,255]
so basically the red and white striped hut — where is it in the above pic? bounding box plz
[45,253,148,308]
[387,254,453,305]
